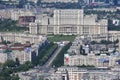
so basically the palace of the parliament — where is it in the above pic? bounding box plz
[29,9,108,35]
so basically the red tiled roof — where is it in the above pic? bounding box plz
[11,47,24,51]
[0,43,31,51]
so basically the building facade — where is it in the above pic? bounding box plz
[0,52,9,63]
[0,42,45,64]
[29,9,108,35]
[45,66,120,80]
[64,53,120,68]
[0,33,47,44]
[41,0,78,3]
[12,49,32,64]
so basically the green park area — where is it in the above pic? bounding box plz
[47,35,76,42]
[0,19,28,32]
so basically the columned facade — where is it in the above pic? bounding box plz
[29,9,108,35]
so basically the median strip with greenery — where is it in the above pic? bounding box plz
[37,43,58,66]
[51,42,72,67]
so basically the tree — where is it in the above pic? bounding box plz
[18,64,29,71]
[100,40,112,45]
[1,36,4,43]
[15,58,20,66]
[81,49,86,55]
[90,41,97,45]
[0,19,27,32]
[0,63,3,68]
[80,45,83,54]
[37,0,41,5]
[3,60,16,68]
[80,45,87,55]
[11,74,20,80]
[39,76,44,80]
[114,39,119,44]
[25,61,33,68]
[18,0,28,8]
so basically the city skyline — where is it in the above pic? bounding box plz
[0,0,120,80]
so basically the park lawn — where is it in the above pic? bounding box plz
[47,35,76,42]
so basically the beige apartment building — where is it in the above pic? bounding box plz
[45,66,120,80]
[41,0,78,3]
[10,9,35,20]
[0,52,8,63]
[0,9,11,19]
[27,0,38,3]
[0,33,47,64]
[29,9,108,35]
[0,48,34,64]
[0,33,47,44]
[0,41,44,64]
[64,53,119,68]
[0,9,35,20]
[12,50,31,64]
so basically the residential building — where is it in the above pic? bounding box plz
[1,0,19,4]
[112,19,120,26]
[0,33,47,44]
[0,47,35,64]
[18,16,36,26]
[88,7,117,12]
[0,8,36,22]
[10,9,35,21]
[0,9,11,19]
[0,52,9,63]
[12,48,32,64]
[27,0,38,3]
[0,33,47,64]
[45,66,120,80]
[1,0,19,1]
[63,34,120,68]
[84,0,105,5]
[64,34,120,68]
[0,32,47,63]
[64,53,120,68]
[41,0,78,3]
[0,42,45,64]
[0,47,13,63]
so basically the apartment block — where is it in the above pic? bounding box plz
[64,53,120,68]
[0,33,47,44]
[0,52,9,63]
[45,66,120,80]
[27,0,38,3]
[12,49,31,64]
[41,0,78,3]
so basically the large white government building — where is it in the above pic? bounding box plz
[29,9,108,35]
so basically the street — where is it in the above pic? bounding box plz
[17,45,63,80]
[43,46,63,67]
